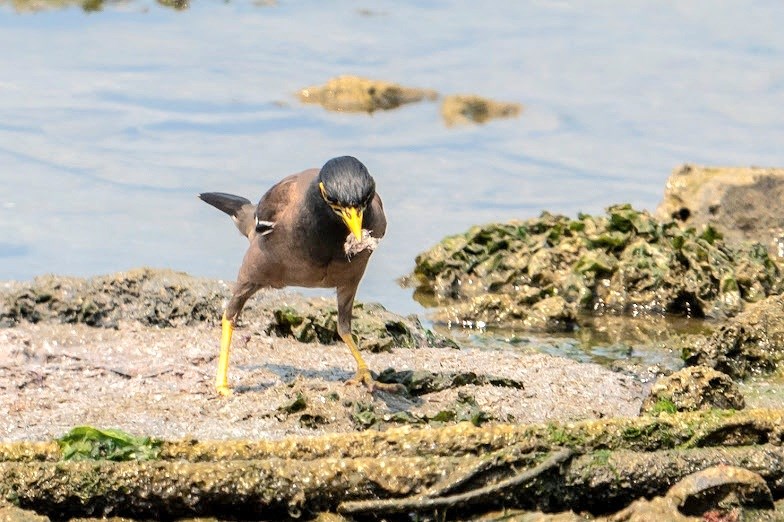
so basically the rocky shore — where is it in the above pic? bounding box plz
[3,166,784,520]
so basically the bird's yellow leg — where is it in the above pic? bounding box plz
[215,314,234,396]
[340,332,371,383]
[340,332,406,394]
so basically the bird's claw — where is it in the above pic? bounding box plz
[345,369,407,394]
[216,384,234,397]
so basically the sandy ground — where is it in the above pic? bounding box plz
[0,319,644,442]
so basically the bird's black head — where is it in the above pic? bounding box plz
[317,156,376,241]
[317,156,376,209]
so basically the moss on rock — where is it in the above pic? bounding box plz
[412,205,783,330]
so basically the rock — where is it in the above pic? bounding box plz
[683,294,784,378]
[267,301,454,352]
[607,495,696,521]
[432,292,578,333]
[666,465,774,516]
[441,94,522,125]
[655,165,784,258]
[641,366,745,414]
[0,268,227,328]
[411,205,783,328]
[0,269,451,352]
[0,505,50,521]
[607,465,773,521]
[524,295,576,331]
[297,75,438,113]
[376,368,524,396]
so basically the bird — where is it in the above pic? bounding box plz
[199,156,403,395]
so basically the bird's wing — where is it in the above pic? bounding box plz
[366,193,387,239]
[254,173,302,235]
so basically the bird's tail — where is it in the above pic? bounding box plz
[198,192,256,238]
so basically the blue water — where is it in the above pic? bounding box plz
[1,0,783,322]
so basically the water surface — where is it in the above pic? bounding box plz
[1,0,783,328]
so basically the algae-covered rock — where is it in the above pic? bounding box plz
[441,94,522,125]
[0,268,227,328]
[4,412,784,521]
[267,301,451,352]
[298,75,438,113]
[412,205,783,329]
[0,269,448,352]
[684,294,784,378]
[641,366,745,414]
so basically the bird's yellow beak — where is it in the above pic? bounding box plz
[342,207,363,241]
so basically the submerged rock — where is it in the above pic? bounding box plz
[441,94,522,125]
[641,366,745,414]
[298,75,438,113]
[683,294,784,378]
[411,205,783,329]
[655,165,784,257]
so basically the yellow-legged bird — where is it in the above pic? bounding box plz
[199,156,402,395]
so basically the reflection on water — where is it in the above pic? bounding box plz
[434,313,708,372]
[1,1,783,364]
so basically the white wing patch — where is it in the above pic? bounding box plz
[255,216,276,236]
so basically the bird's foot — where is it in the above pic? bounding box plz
[215,384,234,397]
[345,369,407,394]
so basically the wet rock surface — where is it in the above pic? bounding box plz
[0,268,226,328]
[667,465,773,516]
[411,205,783,329]
[0,269,643,442]
[641,366,745,414]
[683,294,784,379]
[604,463,776,522]
[656,165,784,257]
[2,410,784,521]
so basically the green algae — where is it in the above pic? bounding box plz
[412,205,783,329]
[277,393,308,415]
[649,398,678,415]
[57,426,161,462]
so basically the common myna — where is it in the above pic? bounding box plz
[199,156,401,395]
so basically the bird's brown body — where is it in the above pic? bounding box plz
[200,157,400,395]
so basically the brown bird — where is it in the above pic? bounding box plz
[199,156,402,395]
